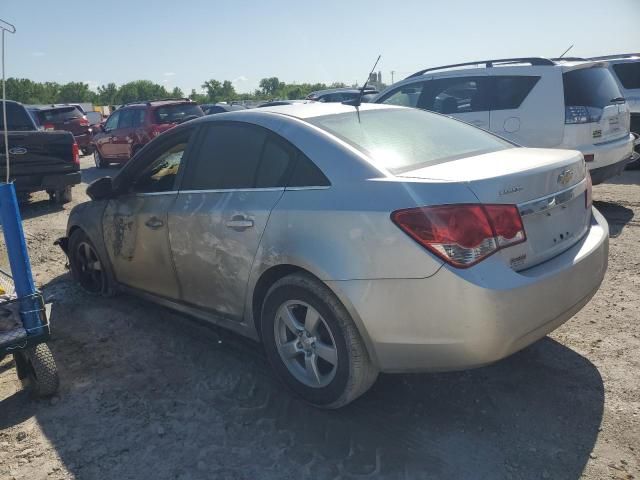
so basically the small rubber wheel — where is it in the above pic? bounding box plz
[15,343,59,398]
[68,229,114,296]
[50,186,72,204]
[261,273,378,409]
[94,149,108,168]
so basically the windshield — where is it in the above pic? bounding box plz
[153,104,203,124]
[0,102,36,131]
[307,108,511,173]
[563,67,623,108]
[37,106,84,123]
[613,62,640,90]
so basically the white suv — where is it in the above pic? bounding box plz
[374,57,635,184]
[590,53,640,165]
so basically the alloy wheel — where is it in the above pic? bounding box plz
[274,300,338,388]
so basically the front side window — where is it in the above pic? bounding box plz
[380,82,425,107]
[104,111,120,131]
[612,62,640,90]
[308,108,511,174]
[490,76,540,110]
[419,77,489,114]
[131,132,192,193]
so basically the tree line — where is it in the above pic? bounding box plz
[4,77,351,106]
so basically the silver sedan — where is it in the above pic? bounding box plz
[60,103,609,408]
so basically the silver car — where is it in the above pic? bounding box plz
[61,103,609,408]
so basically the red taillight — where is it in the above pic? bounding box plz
[43,123,55,131]
[585,171,593,209]
[79,119,89,126]
[391,204,526,268]
[72,142,79,166]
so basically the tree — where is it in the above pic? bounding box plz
[58,82,94,103]
[259,77,285,97]
[201,79,222,103]
[188,89,207,104]
[170,86,184,98]
[97,83,118,105]
[117,80,169,103]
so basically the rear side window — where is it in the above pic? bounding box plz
[418,77,489,114]
[38,107,83,123]
[563,67,622,108]
[379,83,425,107]
[490,76,540,110]
[0,102,35,131]
[612,63,640,89]
[288,154,330,187]
[255,136,294,188]
[182,123,267,190]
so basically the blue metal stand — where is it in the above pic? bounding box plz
[0,182,42,334]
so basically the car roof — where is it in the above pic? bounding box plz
[210,101,394,120]
[588,53,640,62]
[119,99,196,109]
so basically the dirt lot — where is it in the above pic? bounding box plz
[0,155,638,480]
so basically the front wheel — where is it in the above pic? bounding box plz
[261,273,378,409]
[14,343,59,397]
[68,229,114,296]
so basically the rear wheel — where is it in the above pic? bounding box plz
[94,149,108,168]
[14,343,59,398]
[261,273,378,408]
[49,186,72,204]
[68,229,113,296]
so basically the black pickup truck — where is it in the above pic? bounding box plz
[1,100,81,203]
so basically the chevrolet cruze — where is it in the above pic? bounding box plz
[59,103,609,408]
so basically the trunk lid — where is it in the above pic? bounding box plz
[398,147,591,270]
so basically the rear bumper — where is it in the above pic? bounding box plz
[328,208,609,373]
[574,133,635,183]
[589,154,634,184]
[14,171,81,193]
[74,133,92,148]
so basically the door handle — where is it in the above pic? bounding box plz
[145,217,164,230]
[225,215,254,231]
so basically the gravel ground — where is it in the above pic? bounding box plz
[0,155,638,480]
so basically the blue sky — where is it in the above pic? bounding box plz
[2,0,639,94]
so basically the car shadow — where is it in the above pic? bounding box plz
[0,281,604,479]
[594,200,635,238]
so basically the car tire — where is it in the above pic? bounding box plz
[68,229,115,296]
[49,186,72,204]
[261,273,378,409]
[94,149,108,168]
[14,343,59,398]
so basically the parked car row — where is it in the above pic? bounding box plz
[372,56,638,184]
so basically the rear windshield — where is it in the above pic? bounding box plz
[37,106,83,123]
[563,67,623,108]
[153,104,203,124]
[612,62,640,90]
[0,102,36,131]
[307,108,511,173]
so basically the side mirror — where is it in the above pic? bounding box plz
[86,176,114,200]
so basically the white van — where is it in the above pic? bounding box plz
[374,57,635,184]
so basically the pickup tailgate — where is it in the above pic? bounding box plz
[0,131,78,178]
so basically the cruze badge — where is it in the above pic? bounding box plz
[499,186,523,196]
[557,169,574,186]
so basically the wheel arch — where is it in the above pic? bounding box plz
[249,263,379,367]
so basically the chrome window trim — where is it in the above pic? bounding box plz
[132,191,179,197]
[518,178,586,217]
[177,187,286,194]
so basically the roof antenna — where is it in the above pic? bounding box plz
[344,54,381,108]
[558,44,574,59]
